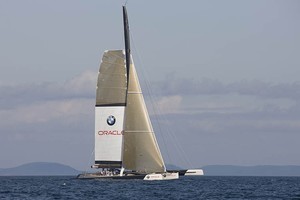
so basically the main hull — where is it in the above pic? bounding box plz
[77,172,179,180]
[77,173,145,180]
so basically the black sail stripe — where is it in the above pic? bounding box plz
[95,103,126,107]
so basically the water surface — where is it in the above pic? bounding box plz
[1,176,300,199]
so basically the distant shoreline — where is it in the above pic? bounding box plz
[202,165,300,177]
[1,162,300,176]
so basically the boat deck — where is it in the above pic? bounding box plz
[77,172,146,180]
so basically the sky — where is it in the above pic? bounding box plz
[0,0,300,170]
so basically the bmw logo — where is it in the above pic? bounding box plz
[107,115,116,126]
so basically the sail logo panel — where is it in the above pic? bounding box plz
[95,106,125,166]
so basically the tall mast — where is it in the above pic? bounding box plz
[123,6,130,85]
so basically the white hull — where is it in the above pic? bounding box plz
[77,172,179,181]
[143,172,179,181]
[184,169,204,176]
[167,169,204,176]
[77,172,146,179]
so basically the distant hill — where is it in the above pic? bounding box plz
[2,162,300,176]
[202,165,300,176]
[0,162,81,176]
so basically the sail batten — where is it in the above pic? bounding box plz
[127,92,142,94]
[95,103,126,107]
[125,131,154,133]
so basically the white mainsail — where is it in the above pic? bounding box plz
[94,50,127,168]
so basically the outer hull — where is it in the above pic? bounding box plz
[167,169,204,176]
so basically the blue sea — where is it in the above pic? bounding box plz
[0,176,300,199]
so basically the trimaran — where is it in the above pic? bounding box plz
[77,6,203,180]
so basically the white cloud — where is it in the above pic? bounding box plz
[63,70,97,95]
[1,71,300,169]
[0,71,96,169]
[156,95,183,114]
[0,70,95,127]
[0,70,97,109]
[154,75,300,101]
[0,99,93,125]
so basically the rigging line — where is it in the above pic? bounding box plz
[123,6,189,170]
[83,124,96,173]
[150,92,193,167]
[151,95,193,168]
[151,99,194,168]
[84,148,95,174]
[130,56,182,168]
[130,31,173,166]
[164,118,193,168]
[150,98,193,167]
[130,34,194,170]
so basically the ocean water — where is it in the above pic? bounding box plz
[0,176,300,199]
